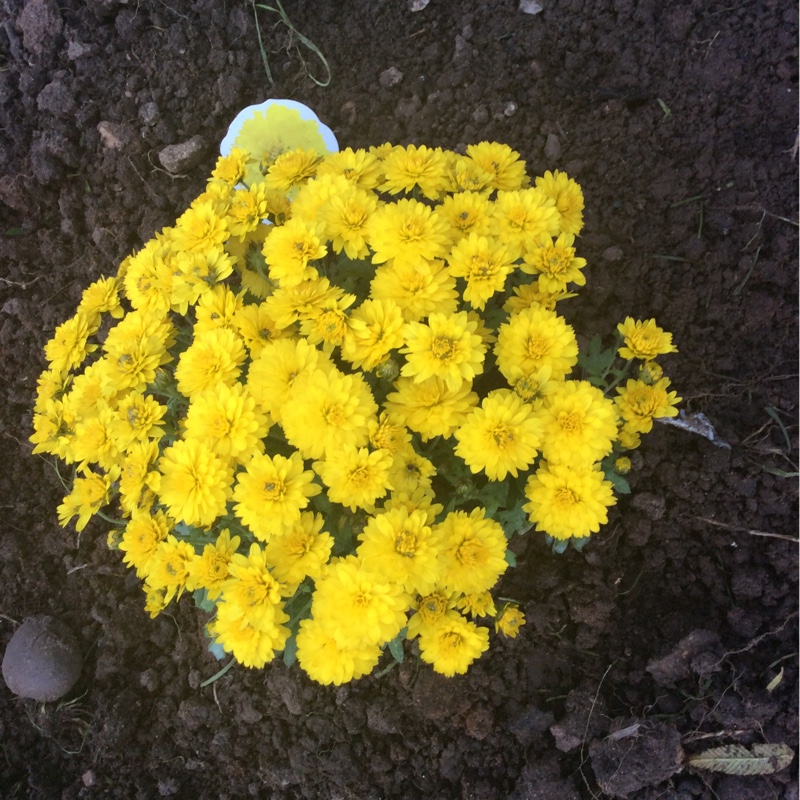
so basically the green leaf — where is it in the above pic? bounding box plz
[478,480,509,518]
[207,640,227,661]
[283,633,298,668]
[504,549,517,567]
[550,539,569,555]
[605,471,631,494]
[498,503,530,539]
[387,628,406,663]
[688,743,794,775]
[578,333,618,385]
[571,535,590,552]
[193,588,217,614]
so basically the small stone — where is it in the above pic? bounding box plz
[97,121,133,151]
[67,40,92,59]
[2,615,82,701]
[379,67,404,88]
[519,0,544,14]
[139,101,159,126]
[503,101,518,117]
[544,133,562,161]
[409,0,430,10]
[602,245,624,262]
[81,771,96,788]
[158,135,208,174]
[472,105,489,124]
[18,0,64,56]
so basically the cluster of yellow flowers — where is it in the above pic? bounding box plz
[31,104,680,684]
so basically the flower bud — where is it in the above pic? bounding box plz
[375,357,400,382]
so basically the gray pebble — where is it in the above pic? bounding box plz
[2,615,82,701]
[158,135,208,174]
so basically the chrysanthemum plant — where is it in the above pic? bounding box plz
[31,100,681,685]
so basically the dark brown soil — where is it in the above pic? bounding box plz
[1,1,797,798]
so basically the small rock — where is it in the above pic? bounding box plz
[139,101,159,126]
[158,135,208,174]
[472,105,489,124]
[2,615,82,701]
[97,121,134,151]
[81,770,96,788]
[67,40,92,59]
[409,0,430,10]
[544,133,562,161]
[503,101,518,117]
[379,67,404,88]
[519,0,545,13]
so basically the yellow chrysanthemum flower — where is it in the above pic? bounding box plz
[193,284,242,335]
[466,142,528,191]
[357,507,441,595]
[145,535,196,605]
[313,447,394,512]
[264,512,333,590]
[221,543,287,625]
[456,591,497,619]
[262,218,327,287]
[296,617,382,685]
[380,144,449,200]
[445,154,493,194]
[522,233,587,293]
[298,295,357,353]
[56,467,115,531]
[225,183,270,240]
[615,378,681,434]
[119,439,160,515]
[407,590,456,639]
[535,170,584,236]
[400,311,487,391]
[187,528,241,600]
[418,611,490,677]
[495,305,578,384]
[433,508,508,596]
[263,275,344,330]
[30,397,76,460]
[341,298,406,371]
[171,201,230,254]
[112,391,166,450]
[264,147,321,192]
[233,451,321,541]
[454,389,543,480]
[158,438,233,528]
[174,327,246,398]
[523,461,617,540]
[367,198,450,267]
[44,313,98,376]
[183,381,270,464]
[232,301,287,358]
[503,281,577,314]
[537,380,619,466]
[368,413,411,455]
[211,147,248,185]
[383,487,444,525]
[71,403,120,472]
[210,599,290,669]
[122,240,173,316]
[490,188,560,259]
[118,509,172,578]
[387,444,436,495]
[385,375,479,441]
[310,556,409,648]
[370,259,458,322]
[495,603,525,638]
[281,367,377,459]
[315,146,383,190]
[322,184,378,260]
[247,337,335,422]
[437,190,493,240]
[617,318,679,361]
[77,276,124,324]
[446,233,516,310]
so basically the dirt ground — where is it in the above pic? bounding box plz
[0,0,797,798]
